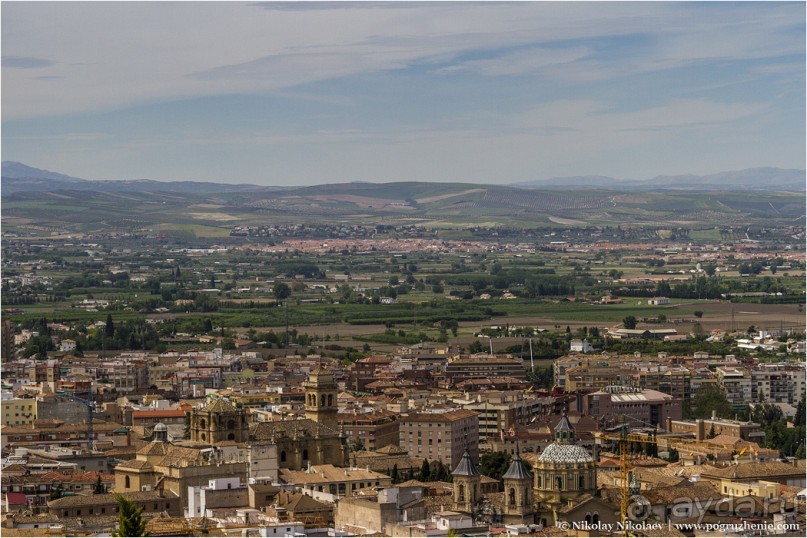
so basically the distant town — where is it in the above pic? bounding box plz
[1,212,805,538]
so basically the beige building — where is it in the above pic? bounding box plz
[280,464,392,501]
[1,395,36,426]
[719,479,781,499]
[399,409,479,469]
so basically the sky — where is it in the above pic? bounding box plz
[2,1,805,186]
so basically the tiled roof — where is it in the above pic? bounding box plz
[537,443,593,464]
[250,417,341,440]
[115,459,154,470]
[280,464,390,485]
[48,490,178,508]
[701,461,805,479]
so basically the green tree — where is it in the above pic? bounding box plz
[274,282,291,302]
[50,484,65,500]
[479,451,511,482]
[622,316,637,330]
[391,464,399,483]
[94,475,107,494]
[112,494,148,537]
[418,459,431,481]
[689,384,733,420]
[105,314,115,338]
[693,311,704,319]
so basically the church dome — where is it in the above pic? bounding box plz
[153,422,168,432]
[537,443,593,464]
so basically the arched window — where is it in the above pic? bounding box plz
[201,433,206,442]
[227,419,236,430]
[585,513,591,525]
[280,451,286,462]
[458,484,465,502]
[555,476,562,490]
[536,475,542,488]
[125,476,130,489]
[327,395,333,407]
[321,395,326,407]
[579,476,585,490]
[200,419,206,429]
[508,488,516,506]
[592,513,600,525]
[303,449,309,461]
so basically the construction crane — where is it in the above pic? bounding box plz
[56,391,94,448]
[596,423,702,532]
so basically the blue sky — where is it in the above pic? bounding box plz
[2,1,804,186]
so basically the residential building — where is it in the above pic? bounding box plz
[443,354,526,384]
[399,409,479,469]
[582,386,682,427]
[1,393,36,426]
[338,410,400,452]
[279,464,392,502]
[716,367,752,409]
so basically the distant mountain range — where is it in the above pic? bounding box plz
[2,161,804,195]
[1,161,273,196]
[515,167,805,191]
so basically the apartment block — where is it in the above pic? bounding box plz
[399,409,479,469]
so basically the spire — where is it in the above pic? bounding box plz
[452,449,480,477]
[554,408,576,444]
[502,445,531,481]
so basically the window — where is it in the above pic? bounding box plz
[280,451,286,462]
[125,476,130,489]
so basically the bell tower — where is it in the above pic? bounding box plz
[303,368,338,429]
[452,449,481,514]
[502,447,534,523]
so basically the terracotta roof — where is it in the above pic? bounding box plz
[48,490,177,508]
[701,461,805,479]
[115,459,154,471]
[277,491,330,512]
[280,464,390,485]
[250,417,341,441]
[642,481,722,505]
[132,409,186,418]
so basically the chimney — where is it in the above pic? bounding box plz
[665,416,672,433]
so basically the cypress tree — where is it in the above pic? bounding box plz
[112,494,148,537]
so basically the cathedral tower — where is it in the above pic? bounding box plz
[303,368,338,430]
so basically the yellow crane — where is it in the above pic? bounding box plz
[596,425,702,532]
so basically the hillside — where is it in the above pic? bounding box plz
[2,162,804,237]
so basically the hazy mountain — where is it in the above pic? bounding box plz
[516,167,805,191]
[1,161,274,195]
[4,161,804,197]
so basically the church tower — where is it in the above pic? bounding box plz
[188,398,248,445]
[303,368,338,430]
[452,448,481,514]
[502,447,534,524]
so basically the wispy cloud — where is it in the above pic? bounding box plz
[2,56,53,69]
